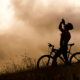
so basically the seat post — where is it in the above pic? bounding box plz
[67,43,74,58]
[67,46,71,59]
[68,46,71,53]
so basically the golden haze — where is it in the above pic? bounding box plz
[0,0,80,70]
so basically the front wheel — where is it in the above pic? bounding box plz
[37,55,53,68]
[70,52,80,64]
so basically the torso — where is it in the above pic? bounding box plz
[60,31,71,47]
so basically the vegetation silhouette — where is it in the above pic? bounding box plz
[0,53,80,80]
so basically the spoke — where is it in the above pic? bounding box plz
[74,56,79,61]
[70,53,80,63]
[38,56,53,68]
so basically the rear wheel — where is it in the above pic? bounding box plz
[37,55,53,68]
[70,52,80,64]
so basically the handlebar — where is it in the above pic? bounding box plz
[48,43,54,47]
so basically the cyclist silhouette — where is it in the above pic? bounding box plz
[52,19,73,65]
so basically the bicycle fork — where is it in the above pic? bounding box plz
[46,52,52,66]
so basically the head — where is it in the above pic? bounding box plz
[64,23,73,31]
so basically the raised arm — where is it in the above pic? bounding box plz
[59,19,65,32]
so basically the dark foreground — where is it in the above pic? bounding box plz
[0,63,80,80]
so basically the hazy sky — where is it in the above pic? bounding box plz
[0,0,80,70]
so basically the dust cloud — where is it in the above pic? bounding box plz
[0,0,80,70]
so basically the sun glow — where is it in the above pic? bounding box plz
[0,0,80,34]
[0,0,13,34]
[41,0,49,6]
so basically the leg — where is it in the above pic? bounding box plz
[63,50,69,65]
[52,49,61,65]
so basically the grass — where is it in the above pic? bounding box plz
[0,53,80,80]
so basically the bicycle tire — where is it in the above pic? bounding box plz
[37,55,53,68]
[70,52,80,64]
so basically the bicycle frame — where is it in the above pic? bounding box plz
[37,43,80,68]
[48,43,74,63]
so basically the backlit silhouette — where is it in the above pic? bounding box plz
[52,19,73,65]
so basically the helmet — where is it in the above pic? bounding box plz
[67,23,73,30]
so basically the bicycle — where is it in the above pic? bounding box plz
[37,43,80,68]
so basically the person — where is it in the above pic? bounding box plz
[52,19,73,65]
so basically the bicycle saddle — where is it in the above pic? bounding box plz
[68,43,74,46]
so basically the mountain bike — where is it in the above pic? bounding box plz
[37,43,80,68]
